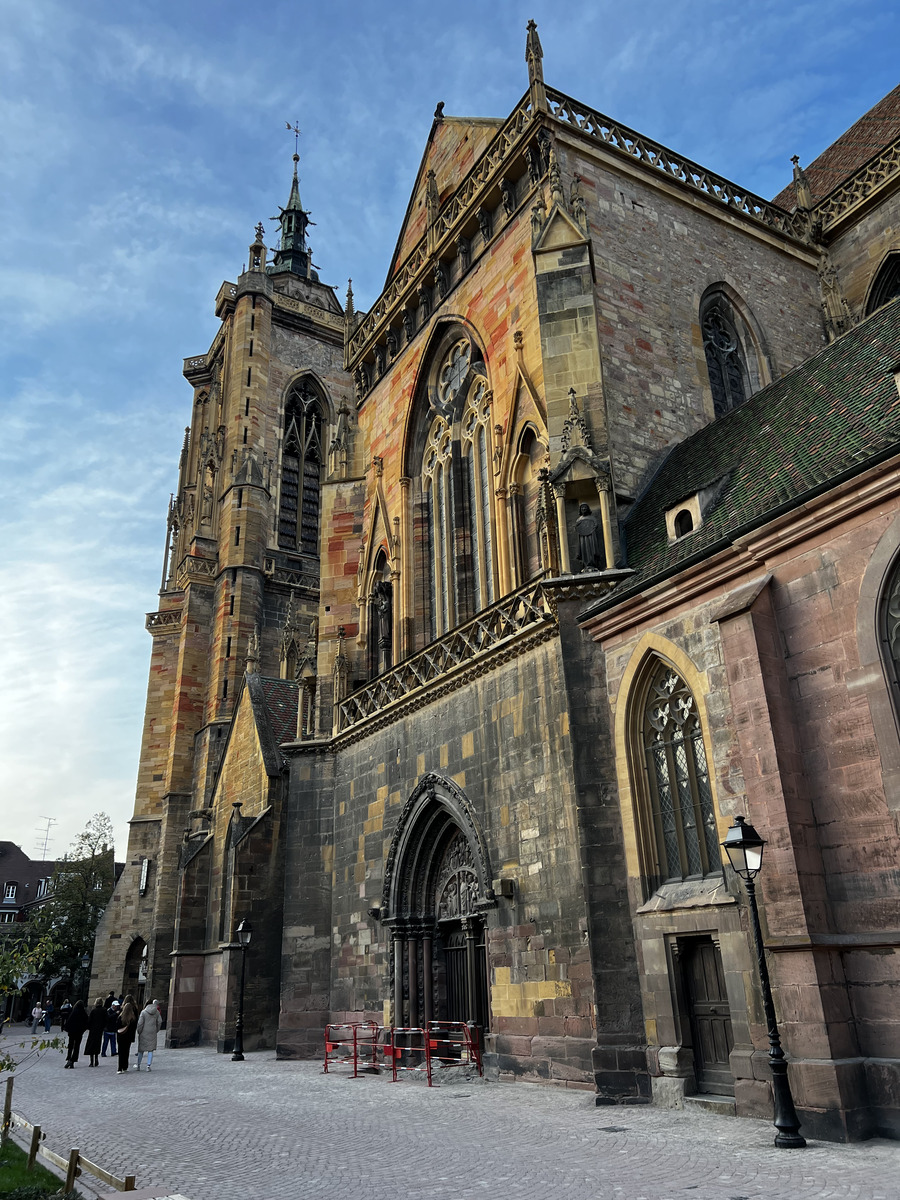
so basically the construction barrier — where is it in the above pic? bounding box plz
[323,1022,483,1086]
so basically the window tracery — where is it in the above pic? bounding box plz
[461,377,494,608]
[278,380,324,555]
[423,414,453,634]
[702,303,747,417]
[642,662,719,882]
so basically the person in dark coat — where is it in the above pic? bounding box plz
[116,995,138,1074]
[102,1000,119,1058]
[84,998,106,1067]
[59,999,72,1031]
[63,1000,89,1068]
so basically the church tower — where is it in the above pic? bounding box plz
[91,153,354,1018]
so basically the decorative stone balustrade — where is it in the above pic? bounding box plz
[814,136,900,232]
[336,579,557,737]
[544,87,809,242]
[146,608,182,633]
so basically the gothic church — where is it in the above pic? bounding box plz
[93,24,900,1141]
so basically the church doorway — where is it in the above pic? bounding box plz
[383,776,494,1034]
[682,937,734,1095]
[122,936,147,1008]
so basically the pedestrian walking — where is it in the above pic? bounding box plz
[135,999,162,1071]
[30,1003,43,1035]
[84,998,105,1067]
[43,999,54,1032]
[116,995,138,1074]
[59,998,72,1031]
[102,1000,119,1058]
[63,1000,89,1068]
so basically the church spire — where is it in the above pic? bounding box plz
[269,136,317,280]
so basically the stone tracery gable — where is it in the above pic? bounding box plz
[381,772,495,917]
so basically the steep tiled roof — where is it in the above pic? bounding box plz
[773,82,900,209]
[258,677,300,748]
[591,300,900,616]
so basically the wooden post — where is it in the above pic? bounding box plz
[125,1175,137,1191]
[1,1077,12,1146]
[27,1124,41,1171]
[65,1147,80,1193]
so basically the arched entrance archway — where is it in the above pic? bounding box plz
[383,775,495,1030]
[122,936,147,1008]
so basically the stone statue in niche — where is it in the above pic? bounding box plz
[575,502,604,571]
[374,579,393,662]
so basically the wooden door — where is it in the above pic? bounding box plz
[684,938,734,1095]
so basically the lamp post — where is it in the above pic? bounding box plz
[722,816,806,1148]
[80,951,91,1004]
[231,919,252,1062]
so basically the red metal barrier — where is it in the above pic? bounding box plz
[426,1021,483,1082]
[387,1027,429,1083]
[323,1023,358,1075]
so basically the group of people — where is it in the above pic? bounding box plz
[53,993,164,1073]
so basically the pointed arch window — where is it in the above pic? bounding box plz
[866,253,900,317]
[641,661,720,882]
[878,550,900,724]
[278,379,324,555]
[701,300,748,417]
[461,376,494,609]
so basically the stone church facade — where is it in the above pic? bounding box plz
[92,25,900,1141]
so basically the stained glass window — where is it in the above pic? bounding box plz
[642,663,719,881]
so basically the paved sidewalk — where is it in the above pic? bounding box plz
[1,1029,896,1200]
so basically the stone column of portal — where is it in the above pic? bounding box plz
[421,931,433,1025]
[393,934,405,1027]
[554,485,572,573]
[407,938,419,1027]
[495,487,512,594]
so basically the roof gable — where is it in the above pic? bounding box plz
[387,115,504,283]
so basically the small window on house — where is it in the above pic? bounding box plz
[674,509,694,538]
[36,878,49,899]
[4,882,17,901]
[0,911,16,923]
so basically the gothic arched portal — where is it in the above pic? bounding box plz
[382,775,495,1029]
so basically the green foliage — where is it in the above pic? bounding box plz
[0,1139,80,1197]
[28,814,115,986]
[0,936,65,1075]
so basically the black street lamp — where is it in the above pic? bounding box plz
[80,951,91,1004]
[231,919,252,1062]
[722,816,806,1148]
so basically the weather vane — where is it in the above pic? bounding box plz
[285,120,301,159]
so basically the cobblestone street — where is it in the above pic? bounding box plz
[2,1031,896,1200]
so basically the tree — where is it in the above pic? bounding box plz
[0,933,62,1076]
[29,813,116,988]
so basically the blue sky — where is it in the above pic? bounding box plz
[2,0,898,861]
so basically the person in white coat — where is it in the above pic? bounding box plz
[135,999,162,1071]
